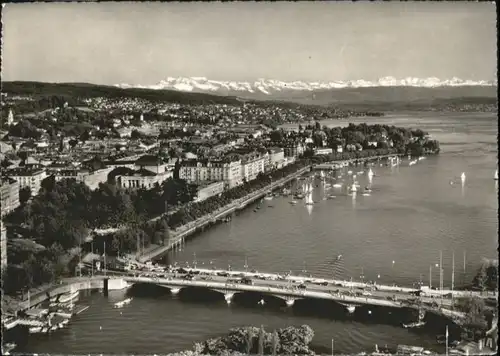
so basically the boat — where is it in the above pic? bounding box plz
[2,343,16,355]
[294,193,305,199]
[29,326,43,334]
[327,195,336,199]
[349,183,357,192]
[347,305,356,313]
[305,193,314,206]
[113,297,133,308]
[495,169,498,180]
[402,321,426,329]
[336,254,342,261]
[332,183,342,188]
[264,193,273,201]
[460,172,466,181]
[289,200,297,205]
[362,193,371,197]
[368,168,374,177]
[58,290,79,304]
[364,187,372,193]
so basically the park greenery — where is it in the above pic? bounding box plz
[271,122,440,157]
[186,325,316,355]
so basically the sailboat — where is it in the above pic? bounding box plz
[368,168,374,178]
[305,189,314,206]
[494,169,498,180]
[349,183,357,193]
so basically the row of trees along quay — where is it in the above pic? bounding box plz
[2,122,440,296]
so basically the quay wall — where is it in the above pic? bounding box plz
[312,154,402,170]
[137,166,311,263]
[13,277,129,313]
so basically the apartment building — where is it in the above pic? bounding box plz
[5,168,47,196]
[179,158,242,188]
[1,176,20,216]
[240,152,266,182]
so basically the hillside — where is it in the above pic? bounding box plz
[1,81,243,106]
[2,81,496,112]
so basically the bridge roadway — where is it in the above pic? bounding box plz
[118,268,467,315]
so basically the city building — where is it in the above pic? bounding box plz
[117,168,173,189]
[179,157,242,188]
[1,176,20,216]
[240,151,266,182]
[314,148,333,155]
[134,155,169,174]
[1,221,6,268]
[52,167,114,190]
[267,147,285,170]
[194,181,225,202]
[5,168,47,196]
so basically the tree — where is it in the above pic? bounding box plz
[19,186,32,205]
[455,296,488,330]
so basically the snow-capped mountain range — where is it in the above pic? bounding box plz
[116,76,497,96]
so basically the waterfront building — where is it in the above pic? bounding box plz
[5,167,47,196]
[179,157,242,188]
[0,176,20,216]
[194,181,225,202]
[240,151,266,182]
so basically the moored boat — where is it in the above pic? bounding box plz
[114,297,133,308]
[58,290,79,304]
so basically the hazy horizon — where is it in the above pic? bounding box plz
[2,2,497,85]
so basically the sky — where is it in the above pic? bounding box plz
[2,2,497,85]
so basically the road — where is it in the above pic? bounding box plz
[120,269,460,312]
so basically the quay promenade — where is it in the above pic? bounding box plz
[137,166,311,263]
[313,154,401,170]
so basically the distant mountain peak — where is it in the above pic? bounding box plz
[116,76,497,96]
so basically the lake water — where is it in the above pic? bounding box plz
[16,112,498,355]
